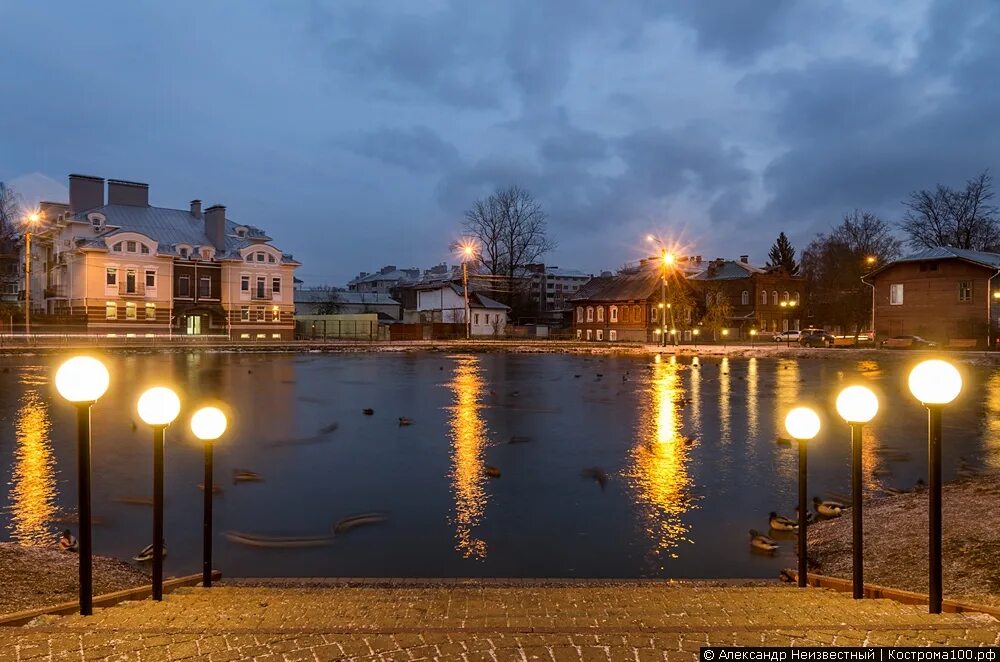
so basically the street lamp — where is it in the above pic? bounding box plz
[23,212,41,335]
[136,386,181,601]
[750,328,757,347]
[692,328,700,348]
[721,328,729,347]
[54,356,110,615]
[785,406,821,588]
[835,385,879,599]
[191,406,227,588]
[907,359,962,613]
[458,241,476,339]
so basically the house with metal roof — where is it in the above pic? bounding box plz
[689,256,804,336]
[411,281,510,336]
[863,246,1000,348]
[29,174,299,339]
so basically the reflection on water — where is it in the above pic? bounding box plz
[983,372,1000,471]
[446,355,490,559]
[719,358,731,442]
[746,358,759,437]
[9,390,58,546]
[627,358,694,559]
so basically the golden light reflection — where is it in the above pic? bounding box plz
[746,358,759,437]
[689,357,701,433]
[626,359,694,558]
[719,358,731,443]
[9,391,58,546]
[981,371,1000,471]
[861,424,884,492]
[446,355,490,559]
[774,359,801,481]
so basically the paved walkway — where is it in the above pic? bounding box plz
[2,582,999,660]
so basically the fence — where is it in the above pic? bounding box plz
[295,319,387,341]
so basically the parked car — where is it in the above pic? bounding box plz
[799,328,836,348]
[773,330,802,343]
[880,335,938,349]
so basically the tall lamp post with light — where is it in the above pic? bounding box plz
[23,211,41,335]
[835,385,880,599]
[907,359,962,613]
[779,300,798,347]
[459,241,476,339]
[137,386,181,601]
[191,406,227,588]
[54,356,110,616]
[785,406,821,588]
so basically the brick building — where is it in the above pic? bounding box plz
[865,246,1000,348]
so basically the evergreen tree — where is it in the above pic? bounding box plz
[766,232,799,274]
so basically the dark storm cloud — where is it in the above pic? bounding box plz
[2,1,999,282]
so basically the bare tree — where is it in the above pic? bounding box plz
[462,186,555,312]
[0,182,21,240]
[900,170,1000,251]
[700,287,732,340]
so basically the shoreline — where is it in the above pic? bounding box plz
[807,472,1000,608]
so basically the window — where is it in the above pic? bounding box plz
[256,306,265,321]
[793,292,801,304]
[474,313,480,324]
[241,306,250,321]
[245,253,252,262]
[178,275,191,297]
[241,275,250,292]
[105,301,117,319]
[633,305,641,322]
[959,281,973,302]
[125,270,137,294]
[106,268,117,286]
[586,306,594,322]
[761,290,767,305]
[256,277,266,298]
[126,241,136,253]
[179,247,189,258]
[141,244,150,255]
[890,283,904,305]
[268,254,276,264]
[576,329,582,339]
[783,291,790,302]
[145,270,155,288]
[271,305,280,322]
[652,307,658,322]
[609,330,617,342]
[125,302,137,319]
[576,307,583,323]
[198,277,211,298]
[596,306,604,322]
[145,303,155,320]
[596,329,604,341]
[272,277,281,294]
[772,291,779,305]
[256,252,264,262]
[113,242,123,252]
[237,228,247,238]
[741,291,749,306]
[610,305,618,322]
[586,329,593,341]
[706,292,713,306]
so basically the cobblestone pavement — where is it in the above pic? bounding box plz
[1,582,998,661]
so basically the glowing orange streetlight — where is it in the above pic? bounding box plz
[23,211,42,335]
[457,241,478,339]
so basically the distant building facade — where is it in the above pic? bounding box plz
[689,256,804,335]
[865,246,1000,348]
[1,236,18,307]
[347,265,421,293]
[28,174,299,339]
[525,264,591,323]
[295,288,401,320]
[413,282,510,336]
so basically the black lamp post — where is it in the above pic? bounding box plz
[907,360,962,614]
[836,385,880,599]
[54,356,110,616]
[785,406,821,588]
[191,406,228,587]
[137,386,181,601]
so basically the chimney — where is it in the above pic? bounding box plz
[696,255,702,264]
[190,200,202,218]
[740,255,749,264]
[68,174,105,213]
[204,204,226,250]
[107,179,149,206]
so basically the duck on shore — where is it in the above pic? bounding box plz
[133,542,167,562]
[813,497,843,518]
[59,530,78,552]
[749,529,778,553]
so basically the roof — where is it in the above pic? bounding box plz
[867,246,1000,279]
[543,267,591,279]
[689,260,765,281]
[70,203,297,263]
[296,290,399,305]
[415,282,511,310]
[348,268,421,286]
[569,271,662,302]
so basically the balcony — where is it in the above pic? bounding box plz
[119,283,147,298]
[44,285,67,298]
[251,288,273,301]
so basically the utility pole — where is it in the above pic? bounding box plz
[462,259,471,339]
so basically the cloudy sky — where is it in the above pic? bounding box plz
[2,1,998,284]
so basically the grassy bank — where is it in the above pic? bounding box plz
[807,472,1000,608]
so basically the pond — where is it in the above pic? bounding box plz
[1,351,997,579]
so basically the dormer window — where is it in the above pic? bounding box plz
[141,244,150,255]
[245,253,252,262]
[236,227,248,238]
[113,242,123,252]
[126,240,136,253]
[267,254,276,264]
[88,212,106,230]
[256,252,264,262]
[180,247,189,258]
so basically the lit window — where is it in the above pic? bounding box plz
[596,306,604,322]
[271,305,280,322]
[105,301,117,319]
[609,329,617,341]
[106,268,117,286]
[145,303,155,320]
[576,329,582,339]
[586,329,593,340]
[240,333,250,339]
[610,306,618,322]
[241,306,250,321]
[586,306,594,322]
[890,284,904,305]
[596,329,604,341]
[125,302,137,319]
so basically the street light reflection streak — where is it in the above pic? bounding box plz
[982,371,1000,471]
[627,359,695,558]
[746,358,759,438]
[446,355,489,559]
[10,391,58,546]
[719,357,731,443]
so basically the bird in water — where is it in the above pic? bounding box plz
[59,530,78,552]
[233,469,263,483]
[362,408,374,416]
[749,529,778,553]
[581,467,609,490]
[398,417,413,426]
[334,512,387,535]
[484,465,502,478]
[134,542,167,562]
[768,512,798,532]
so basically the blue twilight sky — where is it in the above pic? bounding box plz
[1,1,999,285]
